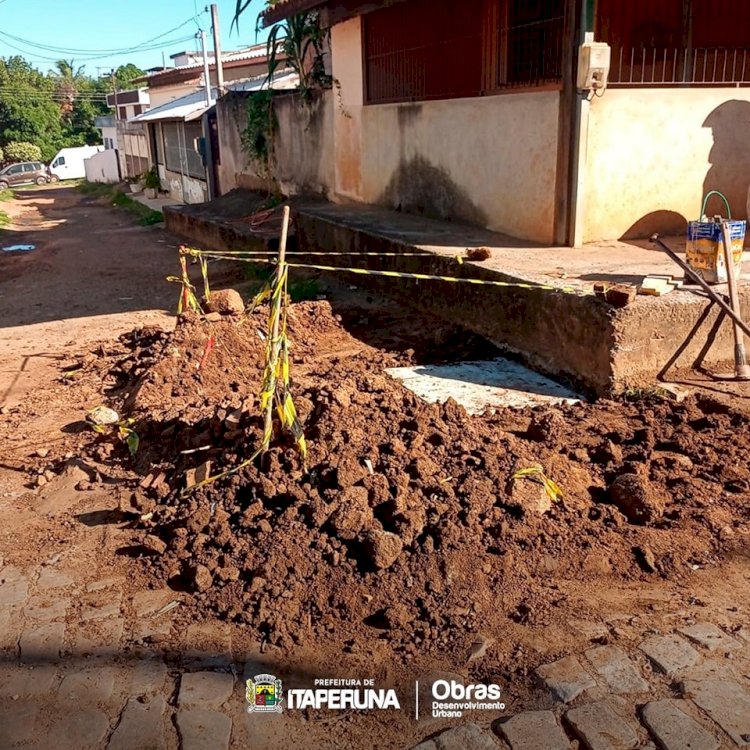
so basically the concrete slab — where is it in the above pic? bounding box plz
[165,194,750,394]
[386,358,582,413]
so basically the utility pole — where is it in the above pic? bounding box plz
[210,3,225,94]
[198,30,213,107]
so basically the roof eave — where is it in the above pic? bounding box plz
[261,0,326,26]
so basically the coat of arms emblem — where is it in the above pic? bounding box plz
[246,674,283,713]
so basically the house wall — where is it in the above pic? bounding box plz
[157,164,206,204]
[330,17,561,244]
[215,90,335,197]
[84,149,120,184]
[582,88,750,243]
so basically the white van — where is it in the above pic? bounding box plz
[49,145,104,181]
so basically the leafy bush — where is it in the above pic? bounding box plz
[143,168,161,190]
[0,146,4,164]
[4,141,43,163]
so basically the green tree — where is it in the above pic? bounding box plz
[114,63,145,89]
[0,56,64,160]
[4,141,43,162]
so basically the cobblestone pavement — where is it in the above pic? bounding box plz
[3,552,750,749]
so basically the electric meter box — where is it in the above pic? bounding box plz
[578,41,611,91]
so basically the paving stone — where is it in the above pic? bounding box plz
[47,708,110,749]
[413,722,500,749]
[0,664,58,697]
[680,677,750,745]
[639,635,701,675]
[0,575,28,606]
[0,565,25,582]
[132,588,178,617]
[36,567,74,590]
[58,666,116,703]
[108,695,167,750]
[25,594,69,621]
[20,621,66,662]
[81,601,121,620]
[536,655,596,703]
[177,709,232,750]
[571,620,611,642]
[0,701,43,745]
[585,645,650,694]
[565,702,639,750]
[497,711,571,750]
[131,658,169,695]
[179,671,235,709]
[678,623,742,653]
[641,700,719,750]
[72,617,125,656]
[86,576,124,592]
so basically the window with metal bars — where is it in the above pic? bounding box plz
[598,0,750,86]
[363,0,564,105]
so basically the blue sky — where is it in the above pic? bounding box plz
[0,0,268,76]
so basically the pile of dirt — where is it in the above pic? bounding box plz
[94,301,750,658]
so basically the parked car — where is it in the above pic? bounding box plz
[0,161,55,189]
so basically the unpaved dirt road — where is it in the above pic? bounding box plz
[0,186,176,410]
[1,187,750,750]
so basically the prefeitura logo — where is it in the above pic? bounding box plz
[246,674,283,714]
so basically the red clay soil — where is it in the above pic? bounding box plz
[32,296,750,663]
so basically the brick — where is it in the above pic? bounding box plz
[641,700,719,750]
[36,568,74,590]
[177,709,232,750]
[677,623,742,653]
[536,655,596,703]
[497,711,571,750]
[413,723,499,749]
[20,621,66,662]
[565,702,639,750]
[179,671,235,709]
[108,695,167,750]
[25,594,69,621]
[585,645,650,694]
[680,678,750,745]
[639,635,700,675]
[58,667,116,703]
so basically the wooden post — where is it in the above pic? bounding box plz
[262,206,291,455]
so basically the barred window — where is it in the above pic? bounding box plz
[162,121,205,179]
[363,0,564,105]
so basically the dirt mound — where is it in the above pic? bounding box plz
[100,301,750,658]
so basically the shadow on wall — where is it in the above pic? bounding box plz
[620,210,687,240]
[703,99,750,220]
[380,155,488,227]
[619,99,750,241]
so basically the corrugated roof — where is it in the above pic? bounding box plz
[227,69,299,92]
[130,88,217,123]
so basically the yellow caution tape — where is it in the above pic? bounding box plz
[190,250,582,296]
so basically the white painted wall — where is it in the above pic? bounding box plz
[84,149,120,183]
[583,88,750,242]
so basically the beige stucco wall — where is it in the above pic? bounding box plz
[329,17,560,243]
[582,88,750,243]
[215,90,335,198]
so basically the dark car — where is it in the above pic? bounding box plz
[0,161,56,189]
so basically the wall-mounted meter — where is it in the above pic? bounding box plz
[577,36,611,92]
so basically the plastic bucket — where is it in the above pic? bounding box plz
[686,191,746,284]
